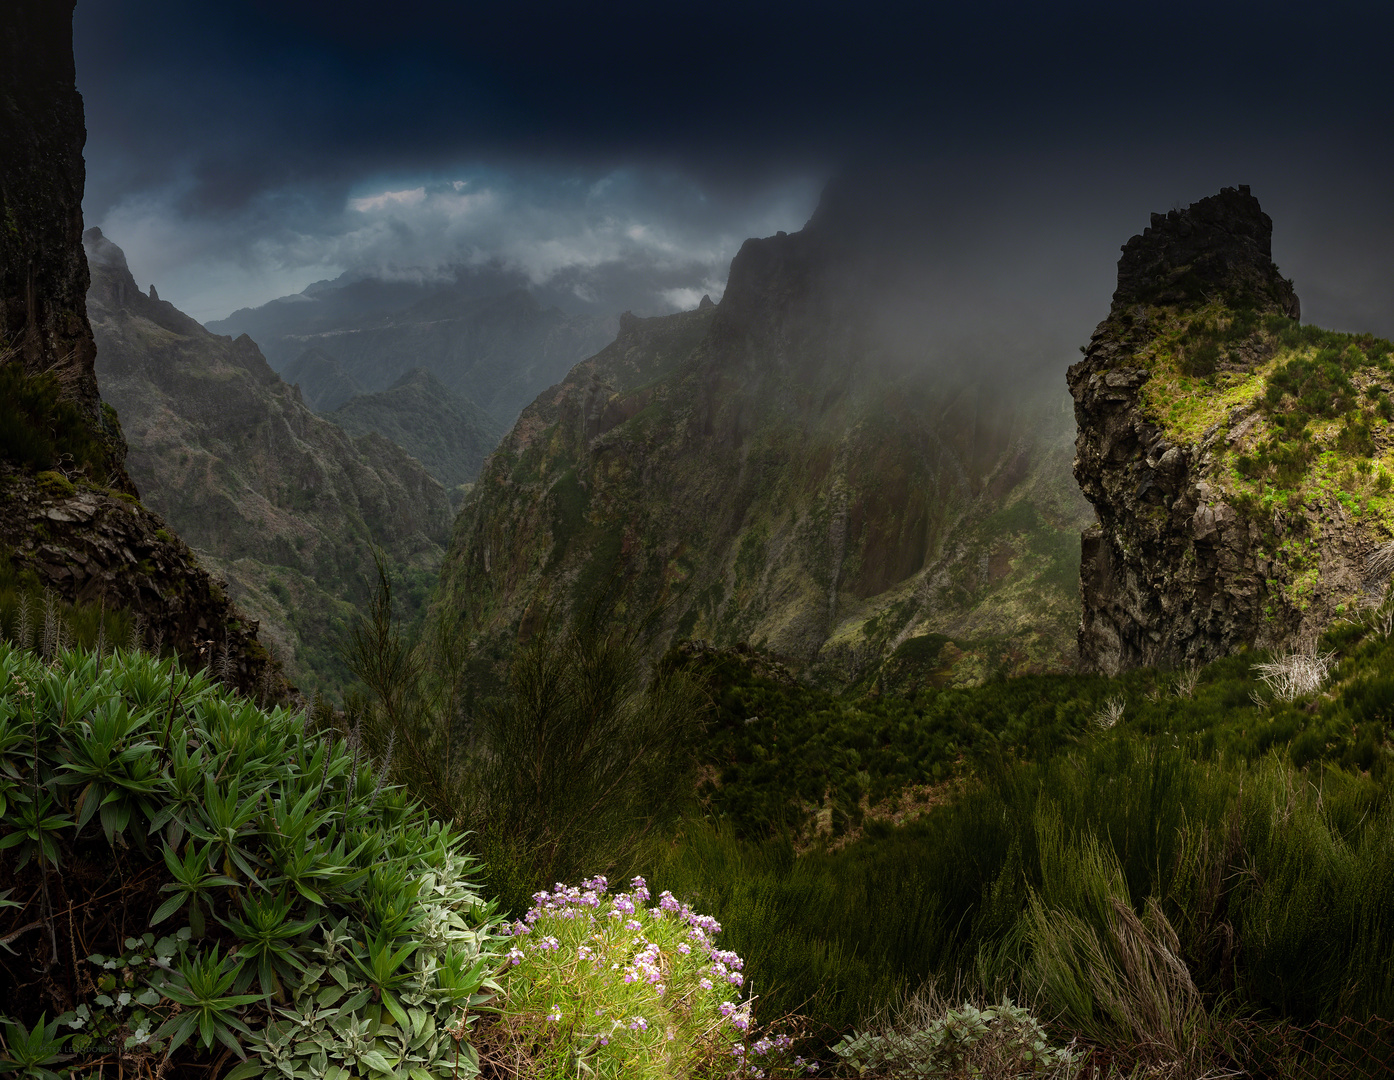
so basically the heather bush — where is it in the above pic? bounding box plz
[480,875,815,1079]
[832,989,1082,1079]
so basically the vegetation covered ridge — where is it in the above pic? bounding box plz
[646,601,1394,1076]
[6,563,1394,1076]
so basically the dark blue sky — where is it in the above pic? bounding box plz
[74,0,1394,343]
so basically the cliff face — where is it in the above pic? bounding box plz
[438,185,1091,689]
[87,230,454,691]
[0,0,129,489]
[0,1,280,691]
[1070,186,1390,673]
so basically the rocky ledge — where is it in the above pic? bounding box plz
[1,471,278,693]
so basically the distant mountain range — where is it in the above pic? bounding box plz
[207,267,617,431]
[326,367,504,500]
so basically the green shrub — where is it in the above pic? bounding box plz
[832,992,1081,1079]
[344,556,708,918]
[0,643,503,1077]
[0,364,110,481]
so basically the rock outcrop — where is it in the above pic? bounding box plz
[87,230,454,692]
[0,472,268,676]
[1069,186,1386,673]
[0,0,278,692]
[438,178,1092,688]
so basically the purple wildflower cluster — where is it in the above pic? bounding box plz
[500,875,817,1077]
[511,875,747,1002]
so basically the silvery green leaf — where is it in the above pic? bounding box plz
[357,1049,394,1073]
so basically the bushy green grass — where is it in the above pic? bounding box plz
[685,615,1394,849]
[687,649,1116,839]
[0,364,113,483]
[646,615,1394,1052]
[649,733,1394,1048]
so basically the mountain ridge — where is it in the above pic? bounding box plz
[325,367,504,495]
[87,228,454,691]
[208,269,617,429]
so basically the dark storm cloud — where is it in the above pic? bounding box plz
[73,0,1394,330]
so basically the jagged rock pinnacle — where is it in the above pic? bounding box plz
[1110,185,1300,319]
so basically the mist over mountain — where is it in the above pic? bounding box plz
[439,171,1094,688]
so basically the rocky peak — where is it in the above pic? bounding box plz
[84,228,206,339]
[1110,185,1300,319]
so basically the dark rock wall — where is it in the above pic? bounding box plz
[0,0,130,490]
[0,2,281,694]
[1111,186,1301,319]
[1,473,270,682]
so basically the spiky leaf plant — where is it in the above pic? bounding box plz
[0,642,502,1078]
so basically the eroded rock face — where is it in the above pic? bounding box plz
[1068,187,1365,674]
[0,474,269,685]
[1112,186,1301,319]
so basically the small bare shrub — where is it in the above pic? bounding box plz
[1366,538,1394,582]
[40,588,61,660]
[15,593,33,650]
[1251,650,1336,702]
[1173,664,1201,700]
[1093,695,1126,731]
